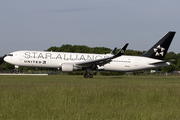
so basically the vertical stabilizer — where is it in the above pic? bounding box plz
[141,31,175,60]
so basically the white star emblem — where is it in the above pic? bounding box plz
[153,45,165,56]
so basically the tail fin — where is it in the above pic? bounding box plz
[141,31,176,60]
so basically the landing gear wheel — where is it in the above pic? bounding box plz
[84,73,93,78]
[84,74,88,78]
[14,65,19,74]
[89,74,93,78]
[84,69,94,78]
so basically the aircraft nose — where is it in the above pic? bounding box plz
[4,56,10,62]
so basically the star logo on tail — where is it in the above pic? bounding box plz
[153,45,165,56]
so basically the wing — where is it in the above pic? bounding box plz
[75,43,129,67]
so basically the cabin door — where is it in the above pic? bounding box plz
[134,59,139,66]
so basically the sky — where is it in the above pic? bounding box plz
[0,0,180,56]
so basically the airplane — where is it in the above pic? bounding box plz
[0,31,176,78]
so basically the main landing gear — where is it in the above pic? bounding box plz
[84,73,93,78]
[84,69,93,78]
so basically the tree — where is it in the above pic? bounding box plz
[0,62,14,70]
[161,64,175,73]
[177,58,180,67]
[46,46,58,52]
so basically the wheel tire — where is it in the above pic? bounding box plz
[89,74,93,78]
[84,74,88,78]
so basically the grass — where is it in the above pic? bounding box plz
[0,75,180,120]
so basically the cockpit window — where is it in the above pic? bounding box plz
[8,54,13,56]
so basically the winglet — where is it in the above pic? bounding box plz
[113,43,129,58]
[110,47,117,55]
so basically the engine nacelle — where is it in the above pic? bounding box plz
[61,63,82,72]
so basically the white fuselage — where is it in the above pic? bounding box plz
[4,50,170,72]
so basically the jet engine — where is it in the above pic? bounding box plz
[61,63,82,72]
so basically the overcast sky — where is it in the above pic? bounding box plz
[0,0,180,56]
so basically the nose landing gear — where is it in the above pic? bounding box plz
[14,65,19,74]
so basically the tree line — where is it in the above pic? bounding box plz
[1,44,180,75]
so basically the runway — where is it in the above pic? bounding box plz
[0,73,48,75]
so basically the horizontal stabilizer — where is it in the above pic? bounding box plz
[148,60,169,65]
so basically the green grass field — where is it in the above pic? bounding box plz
[0,75,180,120]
